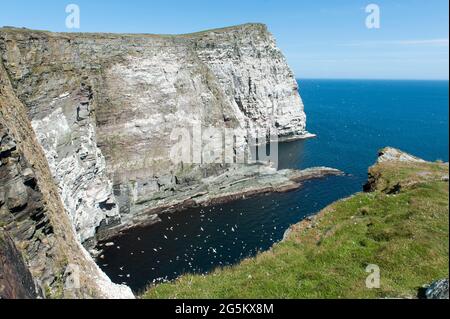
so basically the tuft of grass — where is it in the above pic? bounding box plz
[142,160,448,299]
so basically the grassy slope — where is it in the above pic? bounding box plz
[143,157,449,299]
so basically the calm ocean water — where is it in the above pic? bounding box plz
[98,80,449,292]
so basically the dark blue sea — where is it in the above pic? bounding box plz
[98,80,449,292]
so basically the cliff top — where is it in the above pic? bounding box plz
[0,23,268,39]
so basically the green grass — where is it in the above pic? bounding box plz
[142,159,449,299]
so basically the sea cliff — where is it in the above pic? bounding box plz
[0,24,311,245]
[1,24,314,298]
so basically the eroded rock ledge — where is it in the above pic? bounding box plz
[98,165,344,240]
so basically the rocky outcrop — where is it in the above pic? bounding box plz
[0,24,311,244]
[421,279,449,299]
[364,147,443,193]
[376,147,426,164]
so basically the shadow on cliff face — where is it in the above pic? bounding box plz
[0,230,40,299]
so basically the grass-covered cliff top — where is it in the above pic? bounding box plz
[0,23,267,39]
[143,148,449,299]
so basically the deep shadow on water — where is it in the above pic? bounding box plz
[98,80,449,292]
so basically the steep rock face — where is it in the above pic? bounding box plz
[0,121,58,295]
[30,86,119,243]
[0,24,310,243]
[0,230,40,299]
[194,25,307,139]
[1,63,133,298]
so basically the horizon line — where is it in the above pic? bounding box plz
[296,78,449,81]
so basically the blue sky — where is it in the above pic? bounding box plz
[1,0,448,79]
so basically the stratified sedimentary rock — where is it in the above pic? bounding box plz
[98,165,343,238]
[1,63,133,298]
[0,230,40,299]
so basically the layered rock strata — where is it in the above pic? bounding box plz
[0,230,39,299]
[1,62,133,298]
[98,165,343,239]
